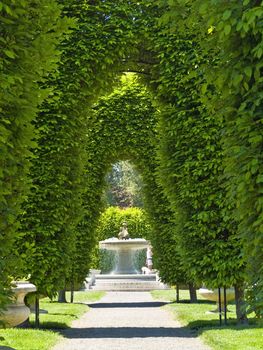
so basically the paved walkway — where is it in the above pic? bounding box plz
[52,292,210,350]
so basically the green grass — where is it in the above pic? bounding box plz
[151,289,263,350]
[66,290,105,303]
[34,298,88,329]
[202,328,262,350]
[0,290,105,350]
[0,328,60,350]
[151,288,195,302]
[36,291,105,329]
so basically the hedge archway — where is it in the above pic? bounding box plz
[16,1,161,297]
[2,0,260,320]
[16,0,245,300]
[71,76,183,289]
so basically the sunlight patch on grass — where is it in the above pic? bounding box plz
[202,327,263,350]
[66,290,105,303]
[32,300,88,329]
[0,328,60,350]
[151,288,196,302]
[31,290,105,329]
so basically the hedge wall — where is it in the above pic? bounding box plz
[0,0,70,308]
[154,0,263,318]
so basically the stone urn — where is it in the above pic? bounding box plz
[199,287,235,313]
[0,281,37,327]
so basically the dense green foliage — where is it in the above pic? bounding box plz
[82,76,188,285]
[95,206,152,241]
[1,0,262,319]
[16,0,149,296]
[0,0,70,307]
[152,29,245,288]
[155,0,263,318]
[199,0,263,319]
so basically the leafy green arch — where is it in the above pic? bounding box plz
[16,1,161,297]
[0,0,263,320]
[74,76,183,287]
[15,0,239,298]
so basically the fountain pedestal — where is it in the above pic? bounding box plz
[94,238,168,291]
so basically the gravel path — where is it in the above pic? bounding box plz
[52,291,211,350]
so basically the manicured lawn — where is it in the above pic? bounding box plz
[0,328,60,350]
[66,290,105,303]
[151,288,196,302]
[0,290,105,350]
[36,291,105,329]
[151,289,263,350]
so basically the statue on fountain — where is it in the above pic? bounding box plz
[118,222,130,240]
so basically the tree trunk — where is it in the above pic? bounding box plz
[235,284,248,325]
[70,279,74,303]
[189,283,197,303]
[176,284,180,303]
[58,289,67,303]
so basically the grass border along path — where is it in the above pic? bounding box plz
[0,291,105,350]
[151,289,262,350]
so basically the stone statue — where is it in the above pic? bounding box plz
[118,222,129,240]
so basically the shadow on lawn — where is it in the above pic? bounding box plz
[30,320,69,330]
[187,318,261,333]
[45,312,78,317]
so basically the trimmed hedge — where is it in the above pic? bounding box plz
[0,0,71,308]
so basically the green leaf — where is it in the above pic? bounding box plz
[224,24,232,36]
[244,66,252,79]
[222,10,232,21]
[4,49,15,59]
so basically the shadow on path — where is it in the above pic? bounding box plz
[88,302,169,308]
[59,326,197,339]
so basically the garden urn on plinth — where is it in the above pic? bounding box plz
[0,281,37,327]
[199,287,235,313]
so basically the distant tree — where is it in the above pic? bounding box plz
[104,161,144,208]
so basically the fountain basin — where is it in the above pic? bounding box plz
[99,238,149,274]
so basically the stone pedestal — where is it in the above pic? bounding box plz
[0,281,37,327]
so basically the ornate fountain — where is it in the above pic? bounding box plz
[89,223,167,291]
[99,222,149,274]
[99,237,149,274]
